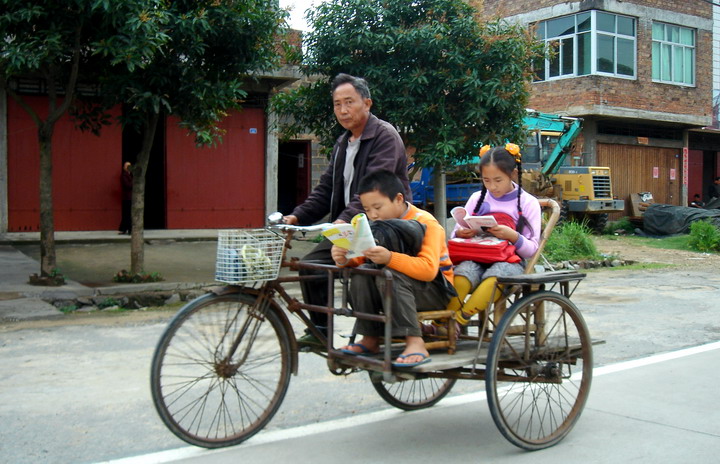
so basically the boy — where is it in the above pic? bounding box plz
[330,170,454,367]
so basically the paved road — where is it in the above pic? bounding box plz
[1,267,719,463]
[110,343,720,464]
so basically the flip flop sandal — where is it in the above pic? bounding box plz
[392,352,432,368]
[340,343,379,356]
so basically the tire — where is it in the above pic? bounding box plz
[485,291,593,450]
[586,213,608,235]
[370,372,456,411]
[151,292,292,448]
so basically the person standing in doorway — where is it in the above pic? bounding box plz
[283,73,411,348]
[119,161,133,235]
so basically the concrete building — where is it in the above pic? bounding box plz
[483,0,720,214]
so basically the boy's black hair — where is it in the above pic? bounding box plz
[357,169,404,201]
[473,146,531,235]
[331,73,372,99]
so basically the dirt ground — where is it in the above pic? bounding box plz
[593,235,720,270]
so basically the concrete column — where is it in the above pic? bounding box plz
[682,129,689,206]
[265,107,279,217]
[0,90,8,233]
[582,118,598,166]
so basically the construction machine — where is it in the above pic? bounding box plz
[411,110,624,232]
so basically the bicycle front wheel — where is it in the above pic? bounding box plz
[151,291,292,448]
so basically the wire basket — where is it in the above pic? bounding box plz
[215,229,285,285]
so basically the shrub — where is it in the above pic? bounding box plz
[604,217,635,235]
[544,221,601,262]
[688,220,720,252]
[112,270,165,283]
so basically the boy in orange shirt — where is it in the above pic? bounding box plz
[331,170,454,367]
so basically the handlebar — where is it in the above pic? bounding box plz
[266,212,331,233]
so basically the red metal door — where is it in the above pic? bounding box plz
[165,108,266,228]
[7,96,122,231]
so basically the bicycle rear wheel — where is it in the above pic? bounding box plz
[370,373,456,411]
[485,291,593,450]
[151,291,291,448]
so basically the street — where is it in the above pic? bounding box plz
[1,267,719,463]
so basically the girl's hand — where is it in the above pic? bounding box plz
[331,245,350,266]
[363,246,392,265]
[455,228,476,239]
[487,225,520,243]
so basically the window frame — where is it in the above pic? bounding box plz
[535,10,637,82]
[651,21,696,87]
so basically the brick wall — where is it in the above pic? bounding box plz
[482,0,712,19]
[481,0,713,120]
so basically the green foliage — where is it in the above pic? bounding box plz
[604,217,635,235]
[544,222,601,262]
[272,0,542,164]
[59,304,79,313]
[96,297,121,309]
[113,270,164,283]
[688,220,720,252]
[98,0,287,145]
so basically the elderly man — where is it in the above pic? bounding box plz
[284,73,411,348]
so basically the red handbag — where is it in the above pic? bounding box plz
[447,236,521,264]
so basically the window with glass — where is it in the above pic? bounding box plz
[535,10,636,81]
[652,22,695,86]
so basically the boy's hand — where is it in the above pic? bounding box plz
[363,246,391,265]
[456,228,476,239]
[487,225,520,243]
[331,245,350,266]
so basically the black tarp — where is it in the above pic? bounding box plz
[643,203,720,235]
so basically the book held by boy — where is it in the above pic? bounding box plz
[321,213,376,258]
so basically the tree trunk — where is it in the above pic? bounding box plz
[433,169,448,230]
[130,112,160,275]
[38,123,56,276]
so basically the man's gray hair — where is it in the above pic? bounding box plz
[331,73,371,99]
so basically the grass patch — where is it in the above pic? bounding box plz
[545,221,601,262]
[602,262,672,271]
[622,234,692,252]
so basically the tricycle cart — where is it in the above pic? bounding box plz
[150,199,593,451]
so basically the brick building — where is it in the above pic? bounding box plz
[483,0,720,213]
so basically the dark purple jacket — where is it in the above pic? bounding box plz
[291,114,412,224]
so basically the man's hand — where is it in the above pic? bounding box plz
[363,246,391,265]
[332,219,347,225]
[283,215,298,225]
[455,228,476,239]
[331,245,350,266]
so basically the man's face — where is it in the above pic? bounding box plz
[333,83,371,135]
[360,190,405,221]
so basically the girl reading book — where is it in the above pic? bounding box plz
[447,143,541,325]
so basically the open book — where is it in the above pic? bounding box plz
[451,206,498,232]
[321,213,376,259]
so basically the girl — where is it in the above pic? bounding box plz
[448,143,541,325]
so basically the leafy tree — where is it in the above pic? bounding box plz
[272,0,542,219]
[95,0,286,274]
[0,0,162,279]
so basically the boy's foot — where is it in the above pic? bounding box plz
[394,336,430,366]
[392,352,431,368]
